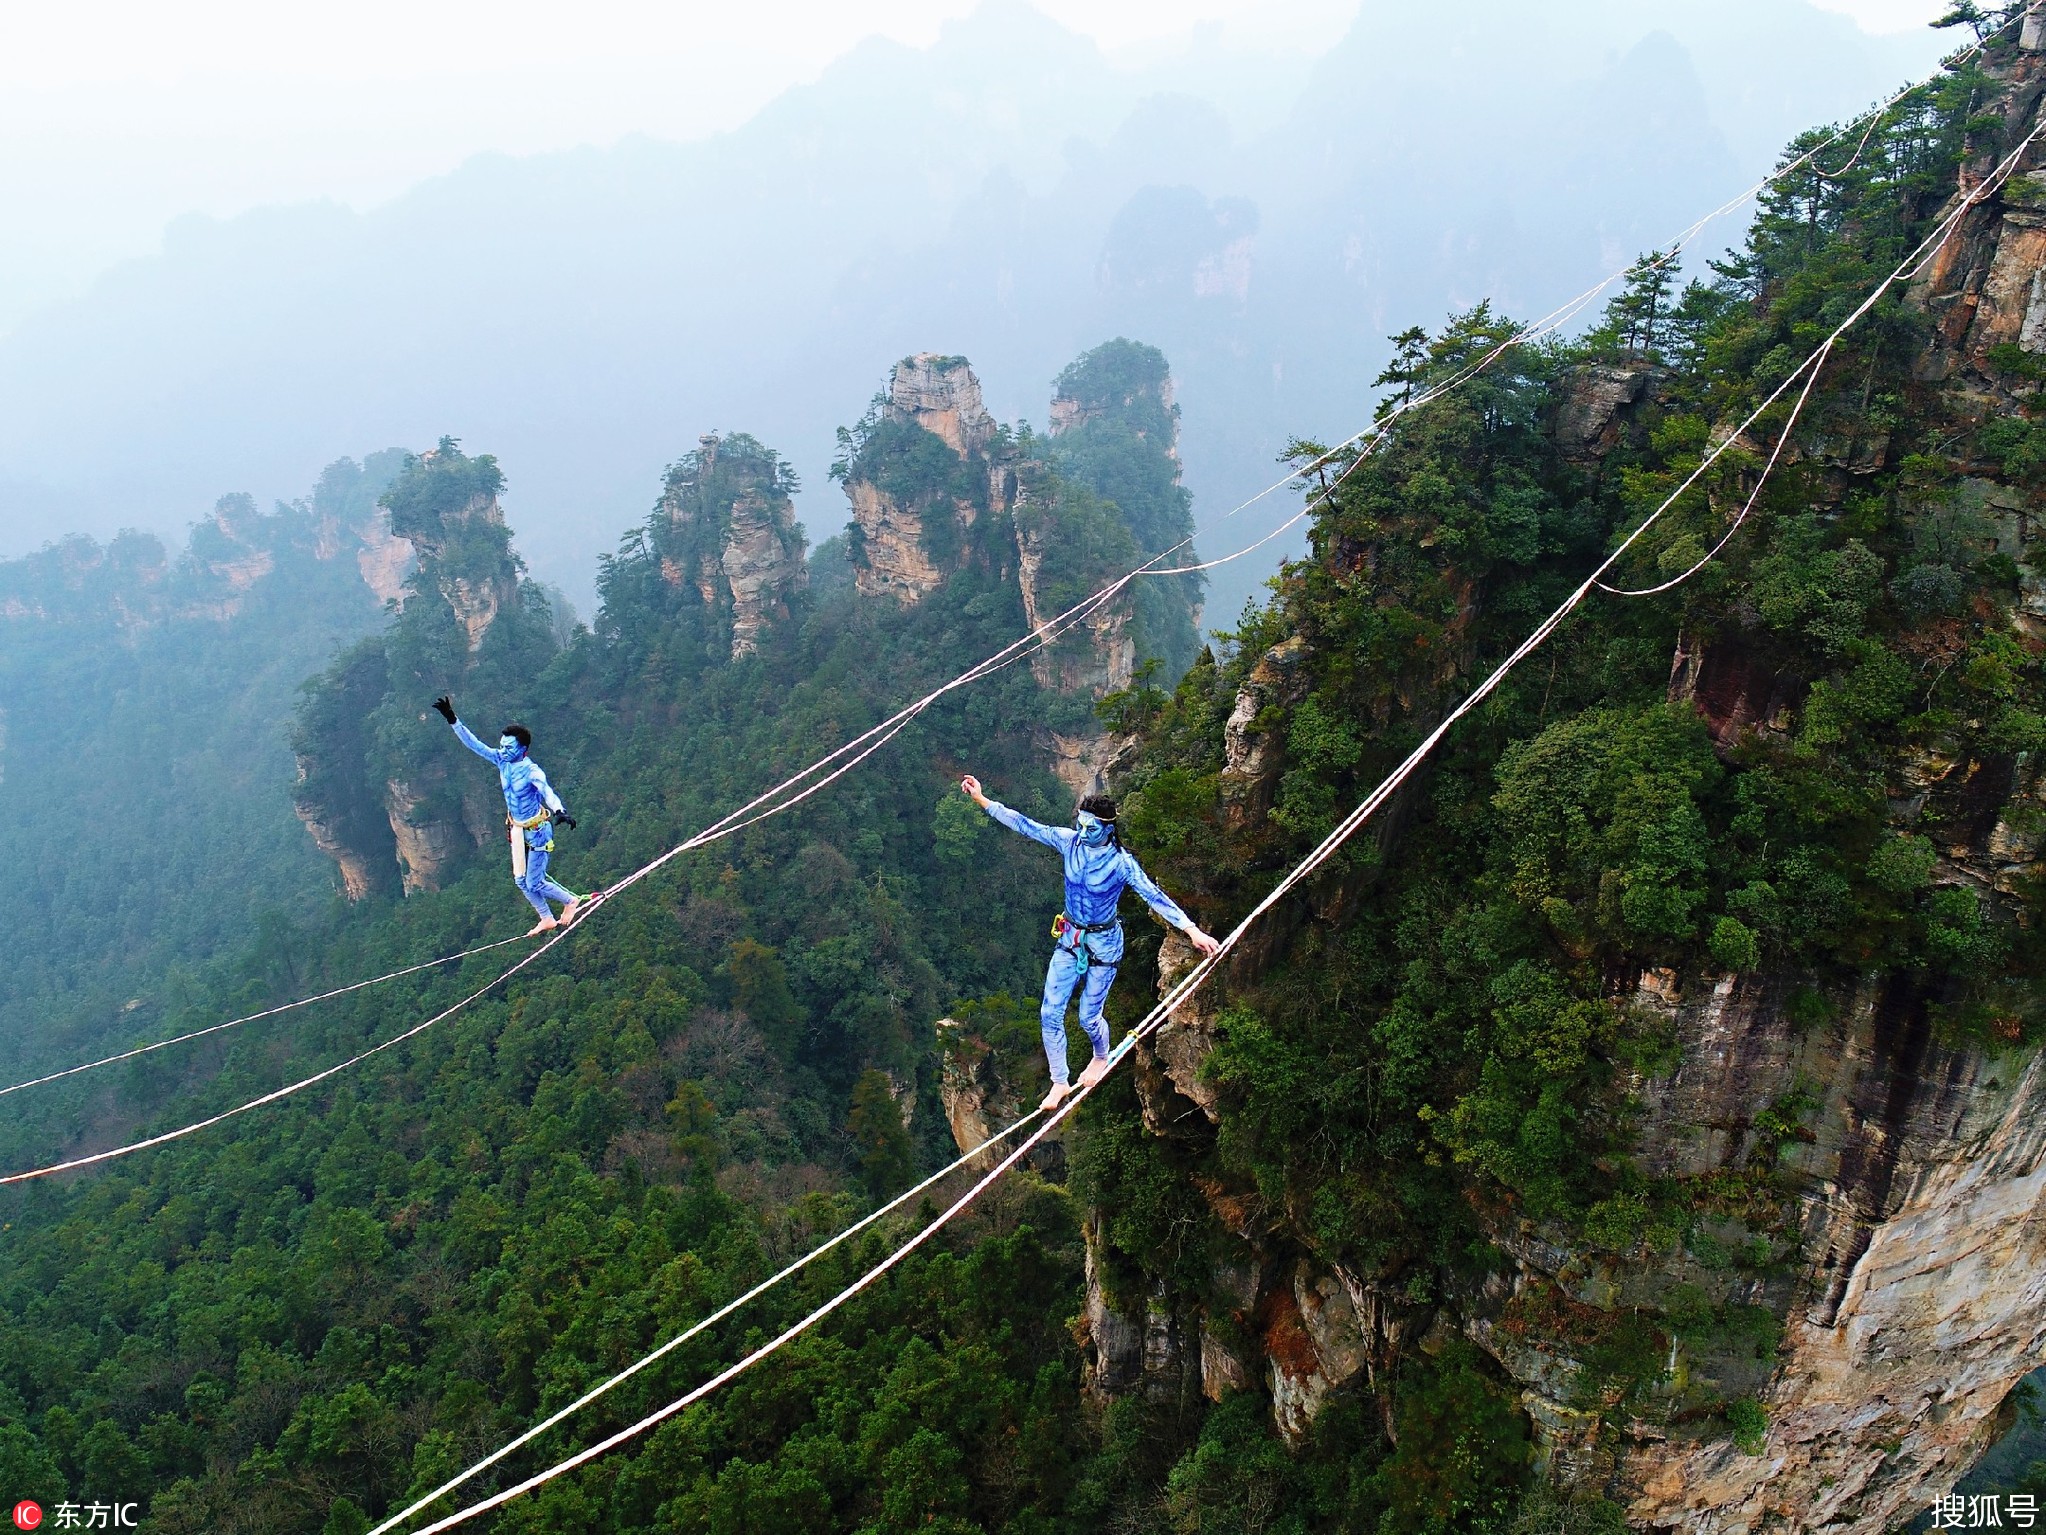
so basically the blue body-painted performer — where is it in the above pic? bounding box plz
[435,696,588,933]
[961,775,1221,1111]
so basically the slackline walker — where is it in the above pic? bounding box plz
[384,62,2046,1535]
[433,698,595,934]
[961,776,1220,1111]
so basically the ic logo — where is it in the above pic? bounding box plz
[12,1502,40,1531]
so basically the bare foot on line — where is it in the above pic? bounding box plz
[1039,1083,1072,1113]
[528,917,559,936]
[1077,1055,1112,1091]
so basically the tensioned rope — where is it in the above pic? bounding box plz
[1595,339,1836,598]
[3,18,1987,1117]
[362,1108,1042,1535]
[0,935,529,1102]
[392,84,2046,1535]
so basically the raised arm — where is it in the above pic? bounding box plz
[449,718,503,763]
[960,775,1071,852]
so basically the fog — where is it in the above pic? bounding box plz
[0,0,1951,625]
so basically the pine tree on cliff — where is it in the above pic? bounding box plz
[1584,252,1677,362]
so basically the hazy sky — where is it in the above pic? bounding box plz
[0,0,1951,335]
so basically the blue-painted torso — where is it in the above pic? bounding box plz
[982,800,1192,965]
[451,720,563,837]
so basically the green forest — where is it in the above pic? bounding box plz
[0,461,399,1084]
[1,32,2044,1535]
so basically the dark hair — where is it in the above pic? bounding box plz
[1078,794,1118,821]
[501,723,533,749]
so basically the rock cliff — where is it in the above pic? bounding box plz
[1073,769,2046,1531]
[293,784,386,903]
[937,1018,1019,1175]
[842,354,1010,607]
[890,351,999,460]
[385,449,518,654]
[837,346,1201,796]
[656,432,806,658]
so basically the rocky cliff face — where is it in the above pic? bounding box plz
[839,349,1192,797]
[354,517,413,607]
[1063,829,2046,1533]
[1011,501,1138,797]
[657,432,806,658]
[293,788,384,903]
[891,351,999,460]
[1607,971,2046,1531]
[1013,503,1139,700]
[382,774,468,896]
[937,1018,1020,1175]
[394,486,516,653]
[844,354,1010,607]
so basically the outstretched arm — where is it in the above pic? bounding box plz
[1121,853,1224,956]
[960,775,1071,852]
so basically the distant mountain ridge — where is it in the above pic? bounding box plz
[0,0,1940,635]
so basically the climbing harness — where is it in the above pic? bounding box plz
[1051,912,1117,975]
[508,806,553,879]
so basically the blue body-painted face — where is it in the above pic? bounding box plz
[499,735,527,760]
[1075,812,1114,847]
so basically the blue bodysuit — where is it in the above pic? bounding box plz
[982,800,1196,1086]
[450,720,578,918]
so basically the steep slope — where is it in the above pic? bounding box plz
[1007,27,2046,1534]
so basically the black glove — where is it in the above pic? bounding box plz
[432,696,456,724]
[553,811,578,831]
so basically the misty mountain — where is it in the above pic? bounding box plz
[0,0,1940,625]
